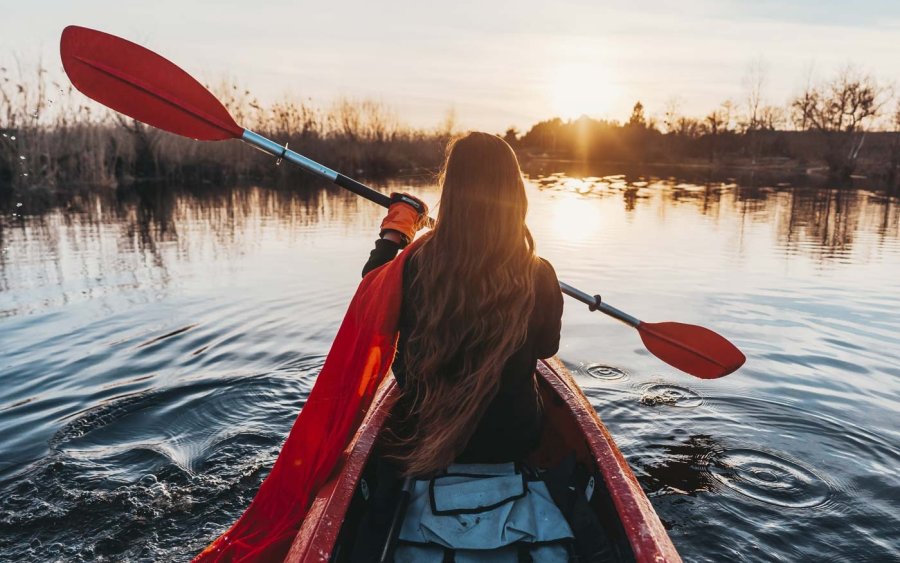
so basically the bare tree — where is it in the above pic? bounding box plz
[741,60,783,164]
[791,66,884,132]
[663,97,682,134]
[790,65,888,176]
[705,109,725,136]
[757,105,786,130]
[743,58,768,132]
[674,116,703,138]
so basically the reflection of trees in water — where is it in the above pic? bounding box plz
[877,196,900,246]
[527,168,900,261]
[781,189,857,258]
[117,183,178,274]
[0,183,385,298]
[1,179,898,299]
[767,189,897,260]
[676,185,900,259]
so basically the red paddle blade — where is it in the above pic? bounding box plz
[638,321,745,379]
[60,25,243,141]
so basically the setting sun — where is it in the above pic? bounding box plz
[549,62,621,120]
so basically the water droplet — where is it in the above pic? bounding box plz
[16,202,22,207]
[19,155,25,160]
[1,133,7,137]
[9,135,15,140]
[22,173,28,177]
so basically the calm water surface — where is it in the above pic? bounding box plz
[1,172,898,561]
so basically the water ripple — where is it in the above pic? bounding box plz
[1,358,324,560]
[580,363,628,381]
[708,448,832,508]
[639,383,703,408]
[590,386,898,560]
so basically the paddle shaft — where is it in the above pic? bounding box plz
[242,129,640,323]
[242,130,388,205]
[558,281,641,327]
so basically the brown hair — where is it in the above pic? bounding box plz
[391,132,540,476]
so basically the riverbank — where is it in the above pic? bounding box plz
[4,131,898,201]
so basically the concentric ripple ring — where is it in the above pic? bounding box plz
[708,448,831,508]
[581,364,628,380]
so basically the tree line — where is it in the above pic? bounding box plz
[2,63,899,197]
[507,65,899,187]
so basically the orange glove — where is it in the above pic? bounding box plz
[380,192,428,246]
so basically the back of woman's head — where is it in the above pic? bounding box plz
[432,132,529,261]
[392,132,540,476]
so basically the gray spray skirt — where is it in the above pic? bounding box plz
[395,463,573,562]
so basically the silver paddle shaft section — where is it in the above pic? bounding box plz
[242,129,338,180]
[243,128,641,323]
[242,129,392,208]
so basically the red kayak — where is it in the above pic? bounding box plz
[285,357,681,562]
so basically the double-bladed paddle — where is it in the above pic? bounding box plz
[59,25,745,379]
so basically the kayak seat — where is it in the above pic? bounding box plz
[395,462,573,562]
[343,455,623,562]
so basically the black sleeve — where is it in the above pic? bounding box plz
[533,258,564,359]
[362,238,403,277]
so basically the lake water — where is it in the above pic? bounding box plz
[1,170,899,562]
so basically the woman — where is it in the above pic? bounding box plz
[363,131,564,476]
[350,133,572,561]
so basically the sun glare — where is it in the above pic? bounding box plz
[548,193,603,243]
[549,62,620,120]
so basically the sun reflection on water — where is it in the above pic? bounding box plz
[541,193,604,243]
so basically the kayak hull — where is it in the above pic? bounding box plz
[286,357,681,562]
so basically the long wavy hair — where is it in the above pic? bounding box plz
[391,132,540,477]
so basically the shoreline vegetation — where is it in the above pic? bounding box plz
[2,64,899,198]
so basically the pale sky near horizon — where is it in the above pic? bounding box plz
[1,0,899,132]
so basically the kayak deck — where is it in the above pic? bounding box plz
[286,357,681,562]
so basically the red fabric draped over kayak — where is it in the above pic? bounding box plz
[193,237,424,562]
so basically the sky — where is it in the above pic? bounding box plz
[1,0,899,132]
